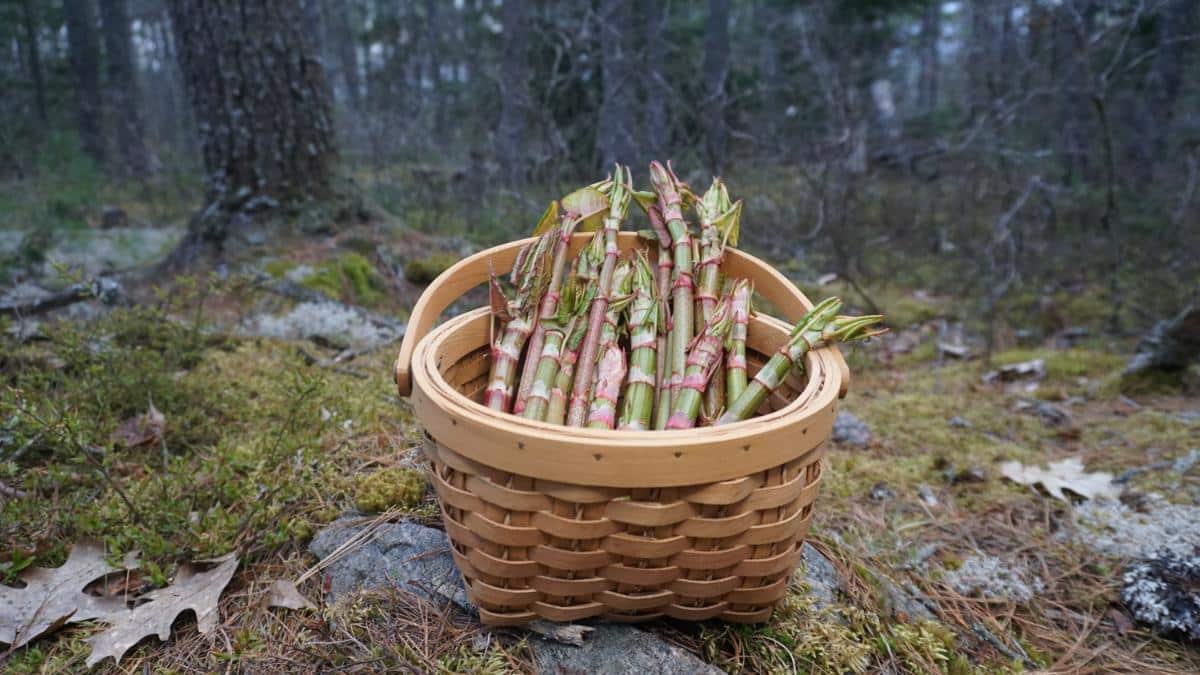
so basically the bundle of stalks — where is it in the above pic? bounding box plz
[485,162,885,430]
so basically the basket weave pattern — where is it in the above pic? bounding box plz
[423,346,825,624]
[398,234,845,625]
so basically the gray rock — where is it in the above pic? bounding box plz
[948,415,972,429]
[1015,399,1073,427]
[309,518,724,674]
[880,576,937,622]
[531,624,722,675]
[869,482,896,501]
[796,543,842,608]
[832,411,872,447]
[308,518,469,610]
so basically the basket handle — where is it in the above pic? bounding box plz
[395,238,531,396]
[394,234,850,398]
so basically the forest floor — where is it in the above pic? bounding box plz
[2,195,1199,673]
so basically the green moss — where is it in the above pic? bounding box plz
[0,277,408,583]
[1115,366,1189,396]
[404,253,458,285]
[699,589,980,674]
[991,347,1126,381]
[302,252,386,305]
[354,467,427,513]
[264,258,297,278]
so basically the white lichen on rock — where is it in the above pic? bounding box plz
[944,554,1044,603]
[1074,495,1200,559]
[239,300,401,349]
[1121,548,1200,640]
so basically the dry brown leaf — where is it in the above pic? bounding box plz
[999,457,1120,502]
[110,403,166,449]
[0,539,130,649]
[85,553,237,667]
[265,580,315,611]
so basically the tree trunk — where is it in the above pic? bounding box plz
[702,0,730,174]
[165,0,338,260]
[64,0,106,163]
[595,0,636,169]
[19,0,47,125]
[1151,0,1197,157]
[497,0,532,184]
[325,0,362,112]
[98,0,152,177]
[424,0,444,138]
[918,1,940,112]
[755,0,784,151]
[166,0,337,210]
[641,1,667,164]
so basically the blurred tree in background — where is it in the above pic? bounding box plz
[0,0,1197,324]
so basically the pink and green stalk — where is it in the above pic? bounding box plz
[725,278,752,404]
[646,204,675,430]
[583,258,631,429]
[693,179,742,419]
[546,319,587,425]
[513,214,583,415]
[649,161,695,410]
[484,232,554,412]
[585,343,627,429]
[521,279,592,422]
[652,334,671,430]
[666,295,734,430]
[545,239,603,424]
[567,165,632,427]
[716,299,886,425]
[618,253,659,430]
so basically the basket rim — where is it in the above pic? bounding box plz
[410,307,842,486]
[394,233,849,400]
[417,307,833,437]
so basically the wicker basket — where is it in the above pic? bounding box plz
[394,232,849,625]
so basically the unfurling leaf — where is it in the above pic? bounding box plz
[714,199,742,247]
[0,539,131,649]
[559,186,609,233]
[529,200,560,237]
[85,554,238,667]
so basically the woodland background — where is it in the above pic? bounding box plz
[2,0,1197,330]
[1,1,1199,672]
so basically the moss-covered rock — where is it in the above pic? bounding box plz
[404,253,457,285]
[354,467,427,513]
[302,252,386,305]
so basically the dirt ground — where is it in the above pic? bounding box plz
[2,224,1198,673]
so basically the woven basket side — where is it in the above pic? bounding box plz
[422,329,826,625]
[428,437,825,624]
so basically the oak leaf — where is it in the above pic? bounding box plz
[85,553,237,667]
[0,539,130,649]
[1000,457,1120,502]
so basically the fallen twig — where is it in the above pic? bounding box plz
[295,347,369,379]
[0,278,125,318]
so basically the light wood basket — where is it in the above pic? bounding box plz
[394,233,849,625]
